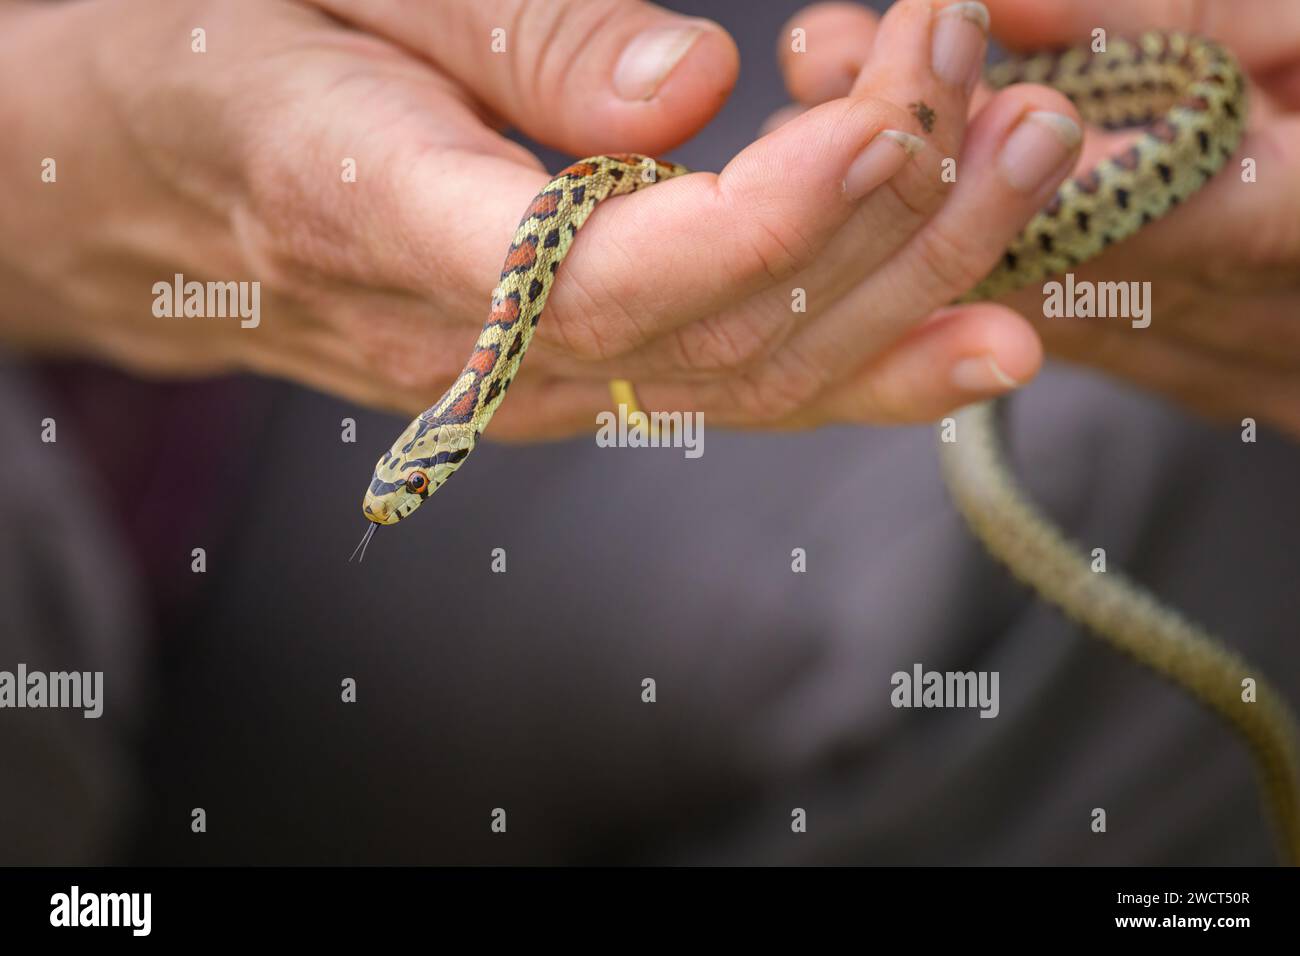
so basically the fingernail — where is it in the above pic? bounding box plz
[950,354,1019,394]
[932,1,989,89]
[614,23,706,101]
[843,129,924,201]
[999,111,1082,192]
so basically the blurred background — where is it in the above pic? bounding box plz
[3,0,1299,866]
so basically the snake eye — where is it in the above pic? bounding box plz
[405,471,429,495]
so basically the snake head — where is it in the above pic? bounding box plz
[362,416,474,525]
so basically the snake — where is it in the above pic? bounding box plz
[358,32,1300,864]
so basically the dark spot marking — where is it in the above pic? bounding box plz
[1197,130,1210,155]
[1115,187,1130,209]
[465,344,500,378]
[445,388,479,423]
[571,185,586,205]
[544,228,560,249]
[520,191,560,224]
[1038,233,1054,253]
[402,419,431,453]
[1075,210,1091,233]
[1074,170,1102,194]
[527,277,544,301]
[1156,162,1173,184]
[1112,146,1142,172]
[401,448,470,472]
[910,101,937,133]
[368,476,406,496]
[487,290,521,329]
[1003,251,1018,272]
[560,161,597,179]
[1149,119,1178,144]
[500,235,538,277]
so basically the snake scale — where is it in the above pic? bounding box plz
[360,32,1300,864]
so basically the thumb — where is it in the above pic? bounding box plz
[305,0,739,155]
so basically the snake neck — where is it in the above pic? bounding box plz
[362,155,689,522]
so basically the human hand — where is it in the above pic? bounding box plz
[974,0,1300,437]
[1,0,1081,436]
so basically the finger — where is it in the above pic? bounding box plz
[778,2,881,106]
[998,114,1300,295]
[303,0,739,155]
[1261,59,1300,109]
[1031,283,1300,375]
[545,96,922,363]
[759,104,806,136]
[813,301,1041,423]
[983,0,1300,72]
[604,301,1039,428]
[891,84,1084,302]
[1030,316,1300,437]
[546,0,990,383]
[782,83,1081,382]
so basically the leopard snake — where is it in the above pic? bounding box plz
[361,32,1300,864]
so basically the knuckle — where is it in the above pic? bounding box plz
[549,270,645,362]
[231,142,344,291]
[728,348,829,423]
[911,220,993,298]
[740,215,816,285]
[522,0,621,115]
[677,313,776,372]
[883,163,950,223]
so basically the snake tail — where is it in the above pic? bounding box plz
[940,34,1300,863]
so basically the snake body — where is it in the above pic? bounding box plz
[363,34,1300,863]
[361,154,688,526]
